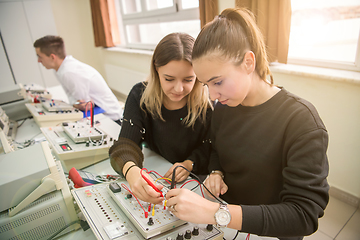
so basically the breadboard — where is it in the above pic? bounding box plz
[72,182,224,240]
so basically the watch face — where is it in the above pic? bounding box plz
[215,209,231,226]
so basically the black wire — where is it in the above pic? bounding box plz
[171,165,224,204]
[17,118,27,128]
[232,230,240,240]
[47,220,80,240]
[190,183,200,192]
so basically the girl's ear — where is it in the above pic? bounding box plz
[244,51,255,74]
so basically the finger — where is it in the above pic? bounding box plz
[208,178,220,197]
[174,170,185,182]
[220,183,228,195]
[155,183,164,191]
[142,186,163,204]
[176,170,189,182]
[215,179,222,197]
[165,188,179,200]
[163,168,173,178]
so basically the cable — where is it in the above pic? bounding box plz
[46,220,80,240]
[179,179,204,198]
[231,230,240,240]
[85,101,93,123]
[140,168,164,197]
[155,177,172,184]
[16,118,27,128]
[171,165,224,204]
[149,170,172,185]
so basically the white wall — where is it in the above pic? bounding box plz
[272,69,360,199]
[50,0,105,78]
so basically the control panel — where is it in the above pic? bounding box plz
[0,106,10,136]
[0,106,18,140]
[41,114,121,170]
[72,181,224,240]
[41,99,74,112]
[25,101,83,127]
[19,83,52,100]
[107,179,185,239]
[63,121,108,143]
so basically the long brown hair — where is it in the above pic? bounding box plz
[192,8,273,84]
[140,32,211,128]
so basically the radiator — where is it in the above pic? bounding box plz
[105,64,147,96]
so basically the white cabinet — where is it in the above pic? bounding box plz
[0,0,59,88]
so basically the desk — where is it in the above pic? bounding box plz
[14,118,44,143]
[59,148,273,240]
[11,118,276,240]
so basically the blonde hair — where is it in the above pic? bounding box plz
[193,8,273,84]
[140,32,211,128]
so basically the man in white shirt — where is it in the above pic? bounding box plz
[33,35,122,124]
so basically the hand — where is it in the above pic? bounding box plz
[125,164,164,204]
[164,160,193,183]
[73,99,92,111]
[204,173,228,198]
[165,188,218,224]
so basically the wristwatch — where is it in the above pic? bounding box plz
[214,203,231,228]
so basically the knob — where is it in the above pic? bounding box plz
[176,233,184,240]
[86,141,89,147]
[184,230,191,239]
[147,217,154,225]
[192,226,199,236]
[206,224,213,231]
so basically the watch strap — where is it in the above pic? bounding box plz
[210,170,224,179]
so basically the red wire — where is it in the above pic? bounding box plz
[85,102,92,120]
[179,179,204,198]
[120,183,148,218]
[246,233,250,240]
[90,102,93,127]
[140,168,163,197]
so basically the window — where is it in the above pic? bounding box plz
[114,0,200,50]
[288,0,360,71]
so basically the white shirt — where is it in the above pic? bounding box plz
[55,56,122,121]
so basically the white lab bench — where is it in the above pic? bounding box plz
[9,110,275,240]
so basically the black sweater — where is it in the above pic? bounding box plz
[209,88,329,240]
[109,82,212,175]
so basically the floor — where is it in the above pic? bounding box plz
[303,195,360,240]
